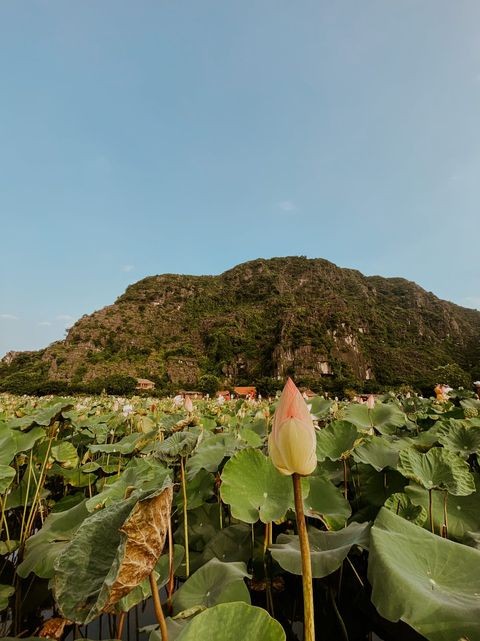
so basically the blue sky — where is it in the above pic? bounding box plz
[1,0,480,356]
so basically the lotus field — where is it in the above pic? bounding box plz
[1,386,480,641]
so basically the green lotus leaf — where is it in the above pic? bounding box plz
[437,422,480,457]
[309,397,333,418]
[238,427,263,448]
[174,602,285,641]
[201,523,253,564]
[174,503,222,576]
[0,465,16,494]
[405,478,480,541]
[353,463,407,508]
[1,419,45,463]
[7,400,73,430]
[220,449,293,524]
[303,475,351,530]
[398,447,475,495]
[86,458,170,511]
[47,464,97,488]
[0,540,19,555]
[352,435,400,471]
[5,464,50,509]
[384,492,427,526]
[154,431,200,464]
[185,433,239,480]
[175,469,215,511]
[171,558,250,615]
[316,421,359,462]
[89,431,148,454]
[368,507,480,641]
[51,441,79,468]
[0,584,14,611]
[17,499,90,579]
[270,521,370,578]
[0,429,17,466]
[343,403,406,434]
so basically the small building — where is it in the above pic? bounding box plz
[181,390,204,400]
[216,390,231,401]
[234,386,257,399]
[136,378,155,391]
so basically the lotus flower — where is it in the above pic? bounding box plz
[184,395,193,413]
[268,378,317,476]
[366,394,375,410]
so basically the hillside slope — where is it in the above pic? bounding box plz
[2,257,480,393]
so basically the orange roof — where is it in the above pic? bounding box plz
[234,386,256,395]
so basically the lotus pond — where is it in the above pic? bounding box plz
[0,390,480,641]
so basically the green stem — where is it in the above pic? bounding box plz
[428,488,434,533]
[180,457,189,577]
[329,585,349,641]
[149,572,168,641]
[292,473,315,641]
[442,491,448,539]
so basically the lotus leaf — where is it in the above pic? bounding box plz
[303,475,351,530]
[220,448,293,523]
[384,492,427,526]
[17,499,90,579]
[316,421,359,462]
[437,422,480,457]
[352,435,400,471]
[406,478,480,541]
[369,507,480,641]
[270,521,370,578]
[171,558,250,615]
[174,602,285,641]
[53,483,172,623]
[398,447,475,495]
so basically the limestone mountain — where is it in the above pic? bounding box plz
[2,257,480,393]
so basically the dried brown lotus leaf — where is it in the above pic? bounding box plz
[104,484,173,610]
[38,616,72,639]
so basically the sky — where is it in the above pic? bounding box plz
[1,0,480,356]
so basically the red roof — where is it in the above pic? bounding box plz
[234,386,256,396]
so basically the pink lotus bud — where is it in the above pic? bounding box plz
[366,395,375,410]
[184,396,194,413]
[268,378,317,476]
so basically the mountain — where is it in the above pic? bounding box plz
[2,256,480,395]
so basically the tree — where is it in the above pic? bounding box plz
[433,363,471,389]
[198,374,220,396]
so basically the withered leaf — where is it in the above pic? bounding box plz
[38,616,71,639]
[104,484,173,610]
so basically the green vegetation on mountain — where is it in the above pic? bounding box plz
[1,256,480,395]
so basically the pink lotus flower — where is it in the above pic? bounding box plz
[184,396,194,413]
[268,378,317,476]
[366,395,375,410]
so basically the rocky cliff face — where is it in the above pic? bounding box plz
[2,256,480,390]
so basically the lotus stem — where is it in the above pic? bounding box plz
[166,517,175,613]
[428,488,434,533]
[23,433,55,543]
[180,456,189,577]
[116,612,126,640]
[342,458,348,500]
[292,473,315,641]
[442,491,448,539]
[149,572,168,641]
[329,585,349,641]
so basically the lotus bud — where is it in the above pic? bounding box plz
[366,394,375,410]
[184,396,194,413]
[268,378,317,476]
